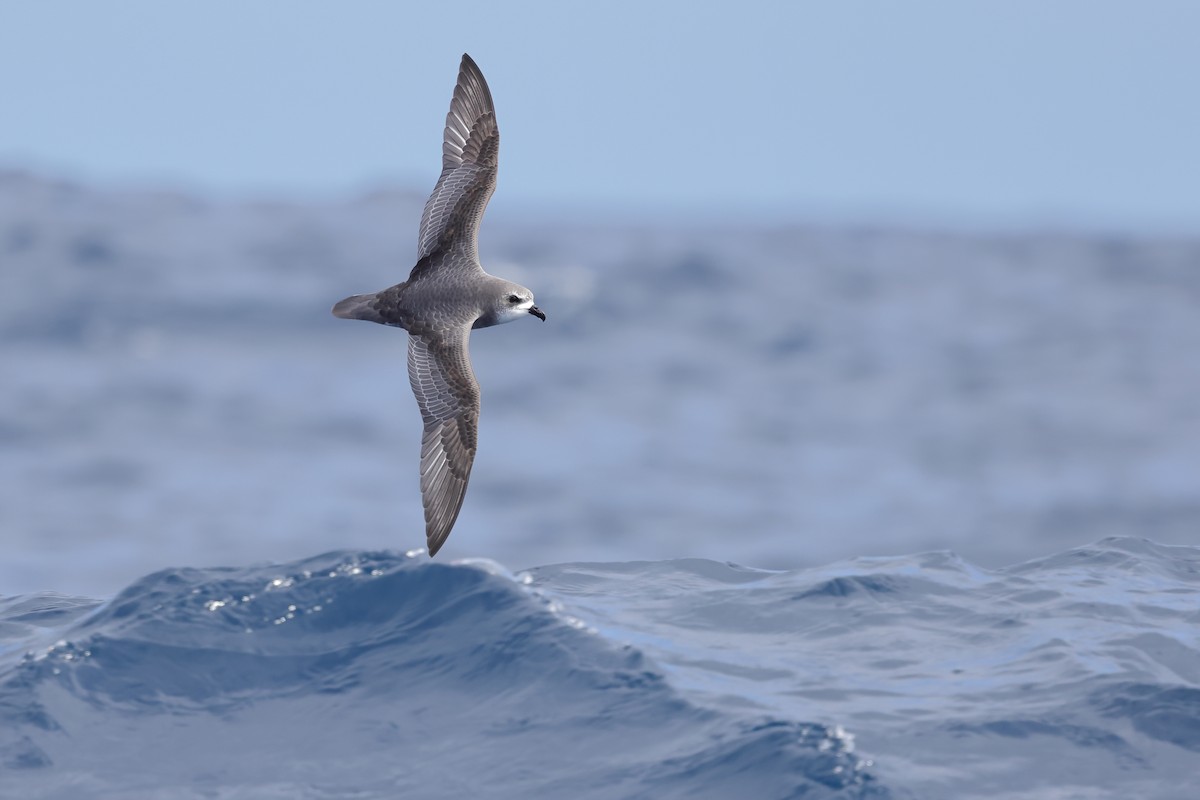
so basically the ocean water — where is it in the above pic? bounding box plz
[1,537,1197,799]
[3,172,1199,796]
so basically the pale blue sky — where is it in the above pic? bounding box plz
[1,1,1197,230]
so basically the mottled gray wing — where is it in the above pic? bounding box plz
[407,326,480,555]
[413,54,498,274]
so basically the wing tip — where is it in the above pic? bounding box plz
[441,53,496,171]
[460,53,485,81]
[453,53,492,111]
[421,463,473,558]
[425,516,456,557]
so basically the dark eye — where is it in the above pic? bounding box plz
[507,295,521,303]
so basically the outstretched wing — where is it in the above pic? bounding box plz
[413,54,499,273]
[406,326,480,555]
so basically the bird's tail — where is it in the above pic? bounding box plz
[331,293,386,323]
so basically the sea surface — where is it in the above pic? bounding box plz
[1,537,1198,799]
[2,172,1199,796]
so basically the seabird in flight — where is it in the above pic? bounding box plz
[333,54,544,555]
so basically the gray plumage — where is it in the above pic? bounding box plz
[332,54,544,556]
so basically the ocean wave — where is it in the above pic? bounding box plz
[2,538,1197,798]
[0,550,880,799]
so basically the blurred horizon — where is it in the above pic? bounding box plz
[8,163,1200,238]
[2,1,1198,234]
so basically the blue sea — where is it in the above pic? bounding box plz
[2,538,1198,798]
[2,173,1199,796]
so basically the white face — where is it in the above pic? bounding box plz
[498,290,537,324]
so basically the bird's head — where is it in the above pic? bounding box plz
[480,282,545,328]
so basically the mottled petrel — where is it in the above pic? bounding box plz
[332,54,544,556]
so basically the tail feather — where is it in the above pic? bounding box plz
[332,293,385,323]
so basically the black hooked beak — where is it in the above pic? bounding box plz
[528,306,546,321]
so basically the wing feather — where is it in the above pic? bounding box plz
[413,54,499,272]
[406,327,480,555]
